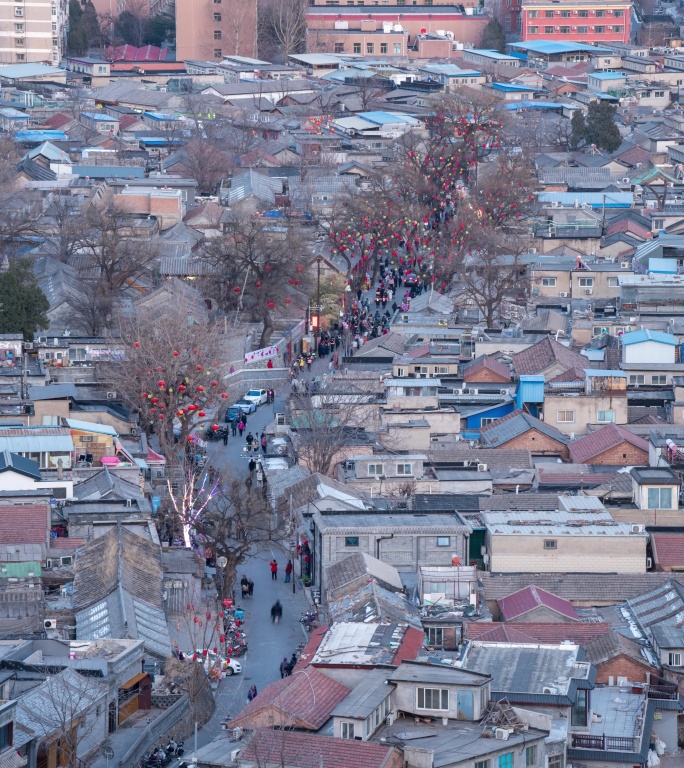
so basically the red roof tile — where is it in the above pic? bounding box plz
[394,626,425,665]
[605,219,650,240]
[0,504,49,545]
[512,337,587,376]
[462,355,511,382]
[651,533,684,568]
[50,537,85,549]
[498,585,579,622]
[569,424,648,464]
[240,729,401,768]
[293,625,327,672]
[466,621,612,645]
[229,666,350,730]
[41,113,74,130]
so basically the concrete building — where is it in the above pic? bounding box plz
[0,0,67,65]
[176,0,257,62]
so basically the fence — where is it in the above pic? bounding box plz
[118,693,190,768]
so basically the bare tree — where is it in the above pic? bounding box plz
[263,0,307,59]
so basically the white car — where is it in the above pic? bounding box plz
[243,388,268,406]
[193,649,242,675]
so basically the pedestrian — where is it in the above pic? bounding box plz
[289,652,297,670]
[238,420,245,437]
[231,420,237,436]
[271,600,282,623]
[261,433,267,453]
[248,457,256,474]
[223,428,228,446]
[248,578,254,597]
[246,431,254,449]
[267,359,273,369]
[284,559,293,583]
[299,357,305,372]
[280,656,288,678]
[284,660,294,676]
[229,365,235,374]
[245,475,252,492]
[247,685,257,701]
[241,575,249,599]
[270,559,278,581]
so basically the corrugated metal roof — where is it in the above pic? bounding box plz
[0,428,73,453]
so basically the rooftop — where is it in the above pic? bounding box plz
[311,621,424,666]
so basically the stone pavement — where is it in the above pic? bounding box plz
[87,708,165,768]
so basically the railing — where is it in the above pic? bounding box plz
[647,682,678,700]
[117,693,189,768]
[571,733,638,752]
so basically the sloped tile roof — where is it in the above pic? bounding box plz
[462,355,511,382]
[651,533,684,568]
[240,729,401,768]
[512,337,587,376]
[465,621,612,645]
[498,585,580,621]
[229,666,351,730]
[568,424,648,464]
[0,503,49,545]
[583,629,655,667]
[479,409,570,448]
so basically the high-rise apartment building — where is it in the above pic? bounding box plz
[0,0,68,64]
[175,0,258,62]
[519,0,631,44]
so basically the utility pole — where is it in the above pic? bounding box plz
[290,494,295,594]
[315,256,322,350]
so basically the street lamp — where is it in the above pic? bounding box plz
[216,555,227,605]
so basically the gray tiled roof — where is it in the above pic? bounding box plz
[479,410,570,448]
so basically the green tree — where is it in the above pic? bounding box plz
[81,0,101,47]
[480,19,506,53]
[0,259,49,340]
[570,109,586,149]
[584,101,622,153]
[143,12,175,46]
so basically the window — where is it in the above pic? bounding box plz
[545,10,554,17]
[655,90,664,97]
[393,43,401,54]
[334,42,344,53]
[578,9,588,16]
[0,722,12,751]
[652,375,667,385]
[653,218,665,230]
[368,463,384,476]
[578,277,594,287]
[397,463,412,475]
[528,9,538,16]
[607,277,619,287]
[557,410,575,423]
[541,277,556,286]
[526,745,537,767]
[481,418,495,427]
[595,25,604,32]
[578,25,588,31]
[559,26,570,33]
[380,42,388,53]
[436,537,451,547]
[15,22,22,30]
[214,12,221,20]
[214,29,222,39]
[498,754,513,768]
[596,9,605,16]
[353,42,361,53]
[427,627,444,646]
[366,42,374,54]
[593,326,608,337]
[614,9,623,15]
[213,48,222,58]
[528,26,538,33]
[560,10,570,16]
[544,539,557,550]
[52,21,57,31]
[572,689,588,727]
[668,652,682,666]
[475,762,490,768]
[597,410,615,423]
[417,688,448,710]
[648,487,672,509]
[14,7,23,15]
[547,757,563,768]
[15,39,24,46]
[629,375,645,385]
[345,536,359,547]
[341,722,355,739]
[544,26,553,33]
[435,366,449,375]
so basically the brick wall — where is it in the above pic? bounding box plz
[464,369,510,383]
[594,655,656,685]
[499,430,569,460]
[513,606,574,624]
[588,443,649,466]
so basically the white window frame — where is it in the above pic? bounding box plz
[435,366,449,375]
[544,539,557,550]
[556,410,575,423]
[436,536,451,547]
[368,463,384,476]
[541,277,557,287]
[668,652,682,667]
[395,367,405,377]
[652,375,667,385]
[416,687,448,711]
[629,375,645,385]
[396,463,412,476]
[426,626,445,646]
[597,410,615,423]
[648,486,672,509]
[341,722,355,739]
[578,277,594,287]
[608,277,619,287]
[480,417,495,427]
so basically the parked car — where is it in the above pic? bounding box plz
[243,388,268,406]
[403,273,421,287]
[234,399,257,414]
[194,649,242,675]
[224,406,243,423]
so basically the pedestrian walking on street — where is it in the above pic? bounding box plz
[231,420,238,436]
[271,600,282,623]
[247,685,257,701]
[284,660,294,676]
[238,420,245,437]
[270,559,278,581]
[289,652,297,669]
[246,432,254,449]
[248,457,256,474]
[223,428,228,446]
[261,433,267,454]
[248,578,254,597]
[241,575,249,599]
[284,560,293,583]
[280,656,288,678]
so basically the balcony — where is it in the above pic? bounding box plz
[646,682,678,700]
[571,733,638,752]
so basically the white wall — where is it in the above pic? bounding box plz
[624,340,676,364]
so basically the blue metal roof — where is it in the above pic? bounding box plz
[71,165,145,179]
[622,329,678,346]
[14,130,66,143]
[143,111,183,121]
[467,49,517,60]
[590,71,627,80]
[584,369,627,378]
[508,41,612,55]
[501,101,562,110]
[82,112,118,121]
[358,111,418,125]
[492,82,539,92]
[538,192,633,208]
[649,257,677,274]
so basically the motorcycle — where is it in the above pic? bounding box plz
[300,610,318,623]
[165,740,185,757]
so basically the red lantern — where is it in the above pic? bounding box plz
[179,384,186,392]
[255,281,261,288]
[141,392,148,398]
[197,385,204,393]
[211,380,218,387]
[186,604,192,610]
[151,397,159,404]
[202,649,208,656]
[134,342,140,348]
[296,263,304,272]
[233,286,241,294]
[221,393,228,399]
[267,301,276,309]
[213,647,218,654]
[196,365,202,371]
[194,617,198,623]
[177,410,184,417]
[220,633,225,642]
[212,424,219,432]
[173,350,179,357]
[192,653,197,661]
[158,381,165,388]
[206,611,212,620]
[198,410,206,417]
[285,297,292,304]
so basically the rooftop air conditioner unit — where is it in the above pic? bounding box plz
[477,463,488,472]
[44,619,57,629]
[402,314,409,323]
[500,389,508,396]
[622,177,630,183]
[468,389,478,395]
[621,262,630,269]
[60,556,73,566]
[23,342,33,350]
[542,686,556,694]
[585,289,593,295]
[495,728,510,740]
[631,524,645,533]
[106,391,116,399]
[386,713,395,726]
[560,292,568,297]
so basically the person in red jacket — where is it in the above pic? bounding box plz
[284,560,293,583]
[270,559,278,581]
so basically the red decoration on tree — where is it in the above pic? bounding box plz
[198,411,206,417]
[233,286,241,294]
[267,301,276,309]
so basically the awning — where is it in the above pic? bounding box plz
[0,751,27,768]
[119,672,150,690]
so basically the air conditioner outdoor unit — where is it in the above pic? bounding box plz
[45,559,53,569]
[622,177,630,183]
[44,619,57,630]
[621,262,630,269]
[560,292,568,297]
[386,713,395,726]
[23,342,33,350]
[500,389,508,396]
[542,686,556,694]
[631,524,645,533]
[477,463,488,472]
[585,289,593,294]
[106,391,116,399]
[468,389,478,395]
[495,728,510,740]
[647,557,653,569]
[402,314,409,323]
[60,556,73,566]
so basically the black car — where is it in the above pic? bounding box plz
[403,273,421,287]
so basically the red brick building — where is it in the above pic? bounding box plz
[568,424,649,466]
[519,0,631,44]
[584,630,659,685]
[462,355,512,384]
